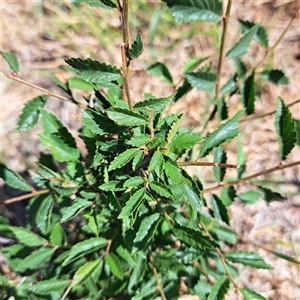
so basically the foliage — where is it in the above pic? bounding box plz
[0,1,299,300]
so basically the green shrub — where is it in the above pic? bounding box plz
[1,1,299,299]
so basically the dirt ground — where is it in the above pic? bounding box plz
[1,1,300,299]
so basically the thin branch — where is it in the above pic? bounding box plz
[122,0,130,59]
[0,189,51,205]
[241,98,300,123]
[202,160,300,194]
[121,44,132,109]
[148,254,167,300]
[193,260,215,285]
[60,282,73,300]
[178,161,238,169]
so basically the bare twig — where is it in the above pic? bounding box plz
[60,282,73,300]
[121,44,132,109]
[178,161,238,169]
[0,189,51,205]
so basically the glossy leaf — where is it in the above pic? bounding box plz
[31,280,70,295]
[162,0,223,23]
[147,62,173,84]
[0,50,19,72]
[106,253,123,280]
[149,182,174,199]
[213,147,227,182]
[61,198,92,222]
[275,97,296,160]
[36,194,54,234]
[208,275,230,300]
[211,194,229,225]
[226,251,274,269]
[107,108,148,126]
[242,70,256,115]
[9,226,46,246]
[134,93,175,112]
[200,109,244,157]
[148,151,164,176]
[108,148,139,171]
[241,288,268,300]
[50,223,67,246]
[130,33,143,58]
[17,95,47,132]
[123,176,144,188]
[165,158,187,185]
[185,71,217,91]
[181,184,204,219]
[72,260,101,286]
[169,132,203,154]
[260,69,289,85]
[127,135,151,147]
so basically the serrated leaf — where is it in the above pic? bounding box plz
[211,194,229,225]
[50,223,67,246]
[221,75,237,95]
[185,71,217,91]
[184,57,209,73]
[0,163,32,191]
[275,97,297,160]
[132,213,160,254]
[99,180,125,191]
[217,97,228,121]
[0,51,19,72]
[294,119,300,145]
[127,135,151,147]
[208,275,230,300]
[235,58,246,79]
[62,237,107,266]
[257,185,285,204]
[162,0,223,23]
[73,0,116,9]
[148,151,164,176]
[147,62,173,84]
[72,260,101,286]
[132,150,145,171]
[226,25,259,59]
[209,222,237,244]
[116,245,136,266]
[242,70,256,115]
[134,93,175,112]
[213,147,227,182]
[154,256,185,272]
[36,194,54,234]
[220,186,236,206]
[167,117,182,145]
[19,247,54,271]
[165,158,187,185]
[123,176,144,188]
[61,198,92,222]
[106,253,123,280]
[174,79,192,102]
[107,107,148,126]
[149,182,174,199]
[200,109,244,157]
[31,279,70,295]
[226,251,274,269]
[65,58,121,85]
[174,223,218,250]
[238,19,269,48]
[169,132,203,154]
[68,77,96,90]
[17,95,47,132]
[259,69,289,85]
[108,148,139,171]
[258,248,300,265]
[9,226,46,246]
[238,190,262,204]
[130,33,143,58]
[181,184,204,220]
[241,288,268,300]
[118,188,145,219]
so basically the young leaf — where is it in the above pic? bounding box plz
[226,251,274,269]
[241,288,268,300]
[105,253,123,280]
[167,117,182,145]
[8,226,46,246]
[36,194,54,234]
[130,33,143,58]
[242,70,256,115]
[149,182,174,199]
[65,58,121,85]
[61,198,92,222]
[162,0,223,23]
[17,95,47,132]
[207,275,230,300]
[62,237,107,266]
[226,25,259,59]
[185,71,217,91]
[0,50,19,72]
[134,93,175,113]
[147,62,173,84]
[213,147,227,182]
[0,163,32,191]
[275,97,297,160]
[107,107,148,126]
[72,260,101,287]
[259,69,289,85]
[200,109,245,157]
[50,223,67,246]
[211,194,229,225]
[108,148,139,171]
[31,280,70,295]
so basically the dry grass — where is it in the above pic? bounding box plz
[1,1,300,299]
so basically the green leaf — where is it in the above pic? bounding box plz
[149,182,174,199]
[107,107,148,126]
[259,69,289,85]
[238,190,262,204]
[181,184,204,220]
[116,245,136,266]
[9,226,46,246]
[118,188,145,219]
[127,135,151,147]
[68,77,96,90]
[226,251,274,269]
[132,150,145,171]
[124,176,144,188]
[130,33,143,58]
[208,275,230,300]
[62,237,107,266]
[73,0,116,9]
[50,223,67,246]
[148,151,164,176]
[209,222,237,244]
[147,62,173,84]
[200,109,244,157]
[183,57,209,73]
[211,194,229,225]
[257,185,285,204]
[19,247,54,271]
[217,97,228,121]
[238,19,269,48]
[220,186,236,206]
[105,253,123,280]
[162,0,223,23]
[72,260,101,286]
[132,213,160,254]
[99,180,125,191]
[169,132,203,154]
[242,70,256,115]
[61,198,92,222]
[108,148,139,171]
[65,58,121,85]
[17,95,47,132]
[165,158,187,185]
[294,119,300,145]
[36,194,54,234]
[226,25,259,59]
[0,51,19,72]
[134,93,175,112]
[173,223,218,250]
[235,58,247,79]
[221,75,237,95]
[241,288,268,300]
[167,117,182,145]
[185,71,217,91]
[31,279,70,295]
[259,248,300,265]
[0,163,32,191]
[213,147,227,182]
[275,97,297,160]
